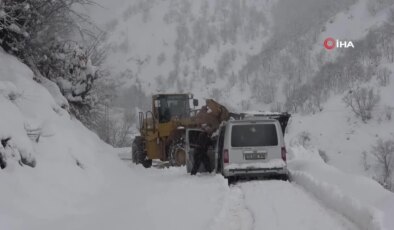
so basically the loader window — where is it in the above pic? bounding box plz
[157,95,190,123]
[231,124,278,147]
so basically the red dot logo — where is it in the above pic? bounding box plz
[324,37,336,50]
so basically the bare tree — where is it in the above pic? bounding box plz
[362,151,371,171]
[371,138,394,190]
[384,106,393,121]
[112,110,135,147]
[343,87,380,123]
[377,67,391,86]
[367,0,392,16]
[95,106,135,148]
[319,149,329,163]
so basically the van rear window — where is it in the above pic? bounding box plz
[231,124,278,147]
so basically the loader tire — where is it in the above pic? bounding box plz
[132,136,152,168]
[169,143,186,167]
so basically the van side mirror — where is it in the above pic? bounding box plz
[193,99,199,107]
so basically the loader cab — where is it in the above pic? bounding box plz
[153,94,195,123]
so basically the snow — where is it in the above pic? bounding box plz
[224,159,286,170]
[286,80,394,176]
[0,48,111,228]
[38,76,69,109]
[210,180,359,230]
[0,9,6,18]
[1,1,394,229]
[313,0,390,58]
[8,24,22,34]
[23,166,229,230]
[320,0,388,42]
[240,181,358,230]
[288,145,394,230]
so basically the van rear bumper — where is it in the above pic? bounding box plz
[223,166,288,178]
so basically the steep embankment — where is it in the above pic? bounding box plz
[0,49,116,228]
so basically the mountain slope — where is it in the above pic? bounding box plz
[91,0,275,110]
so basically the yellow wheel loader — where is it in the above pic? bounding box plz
[132,94,230,168]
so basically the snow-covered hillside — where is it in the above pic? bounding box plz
[287,80,394,176]
[286,0,394,183]
[91,0,275,110]
[0,47,393,230]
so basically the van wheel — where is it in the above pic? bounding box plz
[227,177,236,185]
[280,174,289,181]
[132,136,152,168]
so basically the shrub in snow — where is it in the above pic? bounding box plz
[367,0,393,16]
[371,138,394,191]
[318,149,329,163]
[0,137,36,169]
[0,0,105,130]
[377,67,391,87]
[0,81,21,101]
[362,151,372,172]
[0,153,5,169]
[270,102,283,113]
[35,40,107,130]
[298,131,311,147]
[343,87,380,123]
[0,0,95,56]
[49,42,99,103]
[384,106,392,121]
[157,52,166,65]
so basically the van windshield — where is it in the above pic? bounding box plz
[231,124,278,147]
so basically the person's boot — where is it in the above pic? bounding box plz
[191,163,198,175]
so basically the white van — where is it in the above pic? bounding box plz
[184,113,290,181]
[216,118,289,181]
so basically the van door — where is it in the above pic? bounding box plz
[215,126,226,173]
[185,129,202,173]
[185,128,215,173]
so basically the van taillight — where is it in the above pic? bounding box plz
[281,147,287,162]
[223,149,229,163]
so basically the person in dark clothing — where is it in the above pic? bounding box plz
[191,127,213,175]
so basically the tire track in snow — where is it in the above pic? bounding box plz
[239,180,359,230]
[210,179,359,230]
[209,184,254,230]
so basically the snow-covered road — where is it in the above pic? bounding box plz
[21,163,359,230]
[211,180,358,230]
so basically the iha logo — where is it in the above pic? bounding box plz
[324,37,354,50]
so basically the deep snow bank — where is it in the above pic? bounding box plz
[0,49,117,228]
[288,146,394,230]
